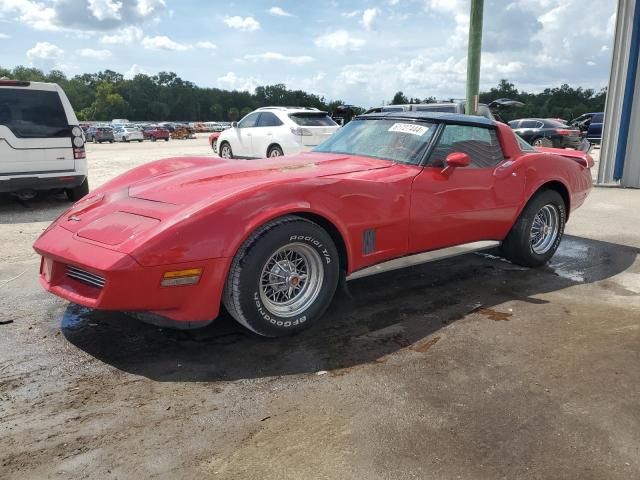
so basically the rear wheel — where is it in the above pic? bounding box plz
[532,137,552,147]
[124,136,129,143]
[66,178,89,202]
[223,216,340,337]
[219,141,233,159]
[211,139,218,152]
[267,145,283,157]
[164,138,169,142]
[501,190,566,267]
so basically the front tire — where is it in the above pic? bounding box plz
[223,216,340,337]
[219,141,233,159]
[501,190,566,267]
[66,178,89,202]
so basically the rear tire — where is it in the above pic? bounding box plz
[532,137,552,147]
[267,145,283,157]
[223,216,340,337]
[501,190,566,267]
[211,139,218,152]
[164,138,169,142]
[66,178,89,202]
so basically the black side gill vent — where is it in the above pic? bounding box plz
[362,229,376,255]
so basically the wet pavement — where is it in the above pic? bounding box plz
[1,141,639,479]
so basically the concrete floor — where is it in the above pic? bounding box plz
[0,139,639,479]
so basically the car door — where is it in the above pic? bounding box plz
[409,123,525,253]
[231,112,260,157]
[251,112,283,157]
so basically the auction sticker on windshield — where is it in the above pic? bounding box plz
[388,123,430,136]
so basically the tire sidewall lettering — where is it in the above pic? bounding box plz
[253,291,307,328]
[289,234,332,264]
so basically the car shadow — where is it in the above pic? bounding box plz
[61,235,639,382]
[0,191,70,224]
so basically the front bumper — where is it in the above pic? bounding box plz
[34,225,229,324]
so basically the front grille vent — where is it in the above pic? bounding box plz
[66,266,105,289]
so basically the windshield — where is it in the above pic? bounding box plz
[313,118,436,165]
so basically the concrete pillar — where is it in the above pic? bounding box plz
[598,0,640,188]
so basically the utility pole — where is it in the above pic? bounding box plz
[465,0,484,115]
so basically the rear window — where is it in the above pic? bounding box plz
[592,113,604,122]
[414,105,456,113]
[289,112,337,127]
[0,88,70,138]
[542,119,567,127]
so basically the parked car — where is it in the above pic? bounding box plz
[113,126,144,142]
[569,112,603,144]
[171,126,194,140]
[508,118,582,148]
[209,132,221,153]
[0,79,88,200]
[217,107,340,159]
[34,111,593,337]
[365,98,524,121]
[86,126,114,143]
[143,126,170,142]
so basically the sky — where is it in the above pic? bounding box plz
[0,0,617,107]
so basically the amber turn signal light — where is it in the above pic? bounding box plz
[161,268,203,287]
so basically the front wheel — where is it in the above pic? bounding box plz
[223,216,340,337]
[501,190,566,267]
[219,141,233,159]
[124,137,129,143]
[164,138,169,142]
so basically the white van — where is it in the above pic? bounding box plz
[0,79,88,200]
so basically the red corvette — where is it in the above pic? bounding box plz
[34,112,593,337]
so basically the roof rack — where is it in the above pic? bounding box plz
[255,106,320,111]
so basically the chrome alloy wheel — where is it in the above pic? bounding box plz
[220,144,231,158]
[530,204,560,254]
[259,243,324,317]
[269,148,282,157]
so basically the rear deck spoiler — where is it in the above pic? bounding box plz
[536,147,595,168]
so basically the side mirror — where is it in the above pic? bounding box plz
[441,152,470,177]
[231,121,238,128]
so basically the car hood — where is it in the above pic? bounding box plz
[127,152,391,205]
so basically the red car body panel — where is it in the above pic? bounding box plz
[33,122,593,325]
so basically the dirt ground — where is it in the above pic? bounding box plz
[1,138,639,479]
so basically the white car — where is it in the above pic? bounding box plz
[113,126,144,142]
[216,107,339,159]
[0,79,88,200]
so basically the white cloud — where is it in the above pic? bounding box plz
[223,16,260,32]
[0,33,10,39]
[268,6,293,17]
[196,41,217,50]
[315,30,365,51]
[244,51,314,64]
[100,25,143,44]
[342,10,360,18]
[136,0,165,16]
[361,8,379,30]
[217,72,260,92]
[0,0,59,31]
[79,47,112,58]
[26,41,64,69]
[88,0,122,21]
[124,63,146,79]
[142,35,191,51]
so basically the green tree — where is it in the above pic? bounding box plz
[228,107,240,121]
[90,81,130,120]
[391,91,409,104]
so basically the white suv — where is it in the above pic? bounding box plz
[217,107,339,159]
[0,79,88,200]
